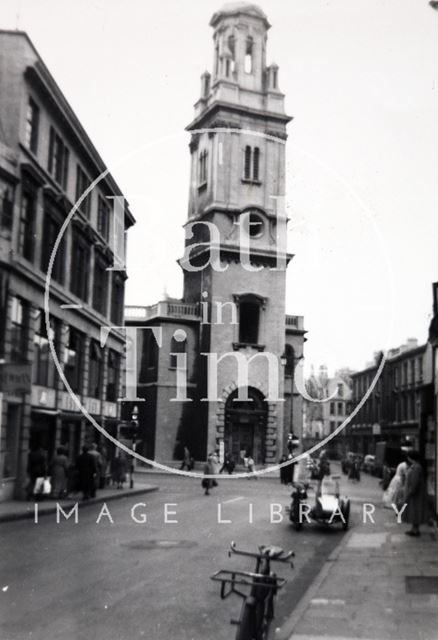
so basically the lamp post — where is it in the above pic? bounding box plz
[130,405,139,489]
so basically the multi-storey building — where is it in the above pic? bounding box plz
[0,30,135,500]
[303,370,353,457]
[124,3,305,467]
[348,340,434,462]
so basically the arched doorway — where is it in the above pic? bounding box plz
[224,388,268,465]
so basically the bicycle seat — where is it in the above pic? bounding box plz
[261,545,284,558]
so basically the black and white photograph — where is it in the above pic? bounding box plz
[0,1,437,639]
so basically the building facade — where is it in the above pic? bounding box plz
[303,369,353,457]
[0,31,135,500]
[124,3,305,467]
[348,341,434,469]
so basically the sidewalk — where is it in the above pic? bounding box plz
[280,465,438,640]
[0,476,158,523]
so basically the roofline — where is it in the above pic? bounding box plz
[1,30,135,226]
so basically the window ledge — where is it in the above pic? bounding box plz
[232,342,265,352]
[198,182,207,192]
[241,179,262,186]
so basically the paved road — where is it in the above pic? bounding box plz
[0,471,372,640]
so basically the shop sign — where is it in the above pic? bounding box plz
[59,391,81,413]
[83,397,101,415]
[31,386,56,408]
[0,363,32,394]
[103,401,118,418]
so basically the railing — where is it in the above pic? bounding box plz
[125,301,200,321]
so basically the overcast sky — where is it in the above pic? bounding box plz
[2,0,437,374]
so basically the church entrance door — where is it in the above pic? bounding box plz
[224,388,268,465]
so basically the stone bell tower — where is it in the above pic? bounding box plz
[181,2,293,465]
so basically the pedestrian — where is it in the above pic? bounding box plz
[382,457,408,509]
[88,443,103,493]
[219,452,235,474]
[348,455,361,482]
[403,451,429,537]
[50,447,69,498]
[246,454,257,479]
[26,445,48,500]
[202,453,217,495]
[111,452,127,489]
[180,446,193,471]
[76,445,97,500]
[279,454,288,484]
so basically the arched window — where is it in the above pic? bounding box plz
[284,344,295,377]
[245,37,253,73]
[170,334,186,368]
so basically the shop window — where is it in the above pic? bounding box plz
[106,349,120,402]
[2,405,20,478]
[64,327,84,393]
[88,340,103,398]
[10,296,30,362]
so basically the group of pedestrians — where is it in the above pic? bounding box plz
[382,449,429,537]
[27,443,129,501]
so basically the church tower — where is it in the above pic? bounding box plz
[182,2,294,465]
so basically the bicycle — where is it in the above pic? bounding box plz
[211,541,294,640]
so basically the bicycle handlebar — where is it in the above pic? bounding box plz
[229,541,295,563]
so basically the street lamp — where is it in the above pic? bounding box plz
[130,405,139,489]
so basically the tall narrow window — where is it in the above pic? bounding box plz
[199,149,208,185]
[284,344,295,377]
[48,127,69,189]
[253,147,260,181]
[93,256,108,316]
[25,97,39,153]
[10,297,30,362]
[70,229,90,301]
[215,44,219,76]
[170,335,186,368]
[18,192,36,261]
[97,196,110,241]
[76,165,91,217]
[111,274,124,324]
[32,311,57,387]
[244,146,252,180]
[239,300,260,345]
[41,203,65,284]
[106,349,120,401]
[272,68,278,89]
[0,180,14,231]
[88,340,103,398]
[245,37,253,73]
[139,331,159,382]
[64,327,84,393]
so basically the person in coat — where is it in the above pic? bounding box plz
[180,446,193,471]
[88,443,103,492]
[111,452,127,489]
[27,445,48,499]
[76,446,97,500]
[51,447,69,498]
[404,451,429,537]
[202,454,216,495]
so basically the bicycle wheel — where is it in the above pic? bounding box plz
[235,600,255,640]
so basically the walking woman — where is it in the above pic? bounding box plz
[202,453,216,496]
[404,451,428,537]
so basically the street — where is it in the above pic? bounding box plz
[0,470,377,640]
